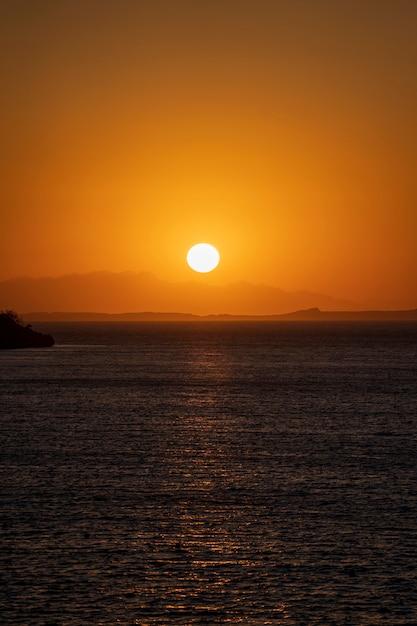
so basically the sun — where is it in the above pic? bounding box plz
[187,243,220,273]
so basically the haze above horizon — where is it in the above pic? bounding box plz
[1,1,416,312]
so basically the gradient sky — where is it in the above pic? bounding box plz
[1,0,416,306]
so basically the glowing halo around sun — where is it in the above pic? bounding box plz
[187,243,220,273]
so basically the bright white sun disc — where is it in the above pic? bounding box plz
[187,243,220,273]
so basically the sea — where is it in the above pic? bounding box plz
[1,321,416,625]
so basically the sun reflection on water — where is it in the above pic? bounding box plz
[126,341,295,623]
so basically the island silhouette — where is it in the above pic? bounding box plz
[0,310,54,349]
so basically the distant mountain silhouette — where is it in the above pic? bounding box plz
[0,271,357,316]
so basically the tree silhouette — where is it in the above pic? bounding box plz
[0,309,23,325]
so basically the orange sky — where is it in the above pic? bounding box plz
[1,0,416,308]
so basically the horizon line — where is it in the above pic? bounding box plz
[22,308,417,323]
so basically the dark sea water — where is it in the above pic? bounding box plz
[1,322,416,625]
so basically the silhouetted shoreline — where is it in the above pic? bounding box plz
[0,311,54,349]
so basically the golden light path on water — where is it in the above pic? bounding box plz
[129,342,292,621]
